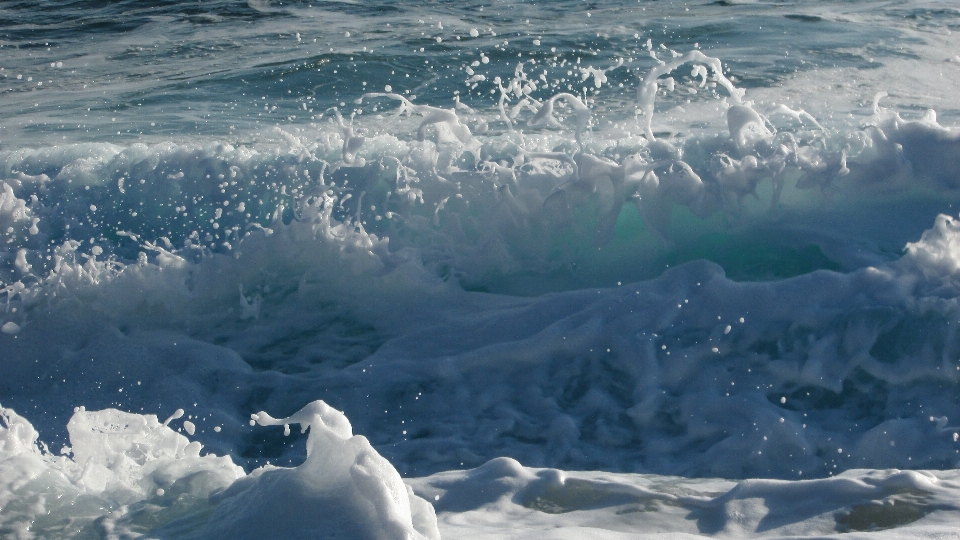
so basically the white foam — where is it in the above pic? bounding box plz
[195,401,439,540]
[0,401,439,539]
[0,404,242,537]
[411,458,960,539]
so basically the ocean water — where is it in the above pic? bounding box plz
[3,0,960,538]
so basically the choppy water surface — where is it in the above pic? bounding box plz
[3,1,960,538]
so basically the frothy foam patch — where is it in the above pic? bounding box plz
[1,49,959,314]
[0,404,241,538]
[195,401,439,540]
[6,401,960,538]
[410,458,960,538]
[0,401,439,539]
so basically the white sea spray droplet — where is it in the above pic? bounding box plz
[163,408,185,426]
[470,29,479,38]
[1,321,20,335]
